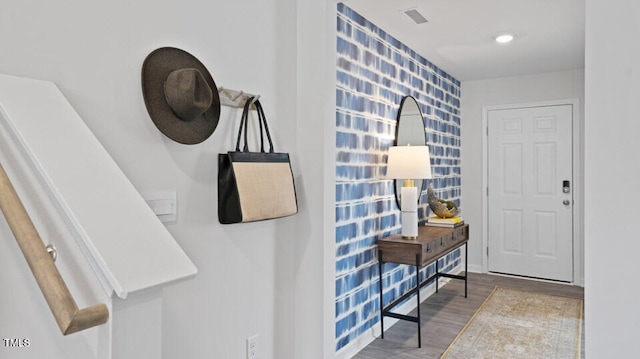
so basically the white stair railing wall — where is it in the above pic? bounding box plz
[0,73,197,359]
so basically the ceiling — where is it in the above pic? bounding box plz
[343,0,585,82]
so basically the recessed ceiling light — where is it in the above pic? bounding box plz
[495,34,514,44]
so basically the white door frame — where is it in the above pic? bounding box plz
[481,99,583,285]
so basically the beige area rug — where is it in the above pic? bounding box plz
[441,287,583,359]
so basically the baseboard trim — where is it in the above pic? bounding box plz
[468,264,483,273]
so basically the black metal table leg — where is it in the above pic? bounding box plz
[379,249,384,339]
[435,258,439,294]
[415,254,421,348]
[464,242,468,298]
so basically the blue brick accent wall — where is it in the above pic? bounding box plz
[335,3,462,352]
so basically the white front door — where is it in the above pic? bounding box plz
[487,104,573,282]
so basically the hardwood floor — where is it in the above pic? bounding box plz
[353,272,584,359]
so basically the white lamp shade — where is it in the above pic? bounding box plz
[386,145,432,180]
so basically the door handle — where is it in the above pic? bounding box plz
[563,199,571,206]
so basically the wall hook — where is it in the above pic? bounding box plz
[231,90,244,101]
[218,87,259,109]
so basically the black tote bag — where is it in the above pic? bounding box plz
[218,98,298,224]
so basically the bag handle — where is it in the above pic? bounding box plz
[235,97,274,153]
[244,98,265,152]
[254,100,274,153]
[235,97,253,152]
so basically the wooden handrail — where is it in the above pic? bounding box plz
[0,162,109,335]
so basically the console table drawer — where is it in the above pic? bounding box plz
[453,225,468,241]
[378,241,423,265]
[378,224,469,266]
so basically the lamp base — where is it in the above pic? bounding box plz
[401,207,418,239]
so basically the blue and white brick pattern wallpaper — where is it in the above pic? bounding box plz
[335,3,462,352]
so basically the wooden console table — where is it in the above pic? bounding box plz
[378,224,469,348]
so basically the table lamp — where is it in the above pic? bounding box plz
[386,145,432,239]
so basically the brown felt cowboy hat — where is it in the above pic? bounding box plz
[142,47,221,144]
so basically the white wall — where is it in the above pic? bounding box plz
[294,1,337,358]
[585,0,640,356]
[0,0,336,358]
[460,70,585,278]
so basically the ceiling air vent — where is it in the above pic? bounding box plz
[404,9,428,24]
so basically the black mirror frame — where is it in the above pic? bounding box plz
[393,95,428,210]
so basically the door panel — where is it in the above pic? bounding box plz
[534,143,556,194]
[503,143,523,194]
[501,209,523,254]
[488,105,573,282]
[534,210,557,257]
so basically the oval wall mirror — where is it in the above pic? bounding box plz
[394,96,428,209]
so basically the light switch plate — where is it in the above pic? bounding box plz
[140,190,177,223]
